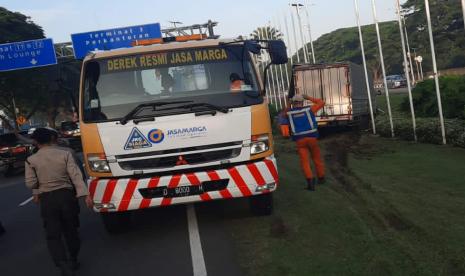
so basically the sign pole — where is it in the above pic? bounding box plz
[11,91,19,130]
[354,0,376,134]
[424,0,447,144]
[396,0,417,141]
[372,0,394,137]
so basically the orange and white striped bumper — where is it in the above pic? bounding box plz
[88,157,278,212]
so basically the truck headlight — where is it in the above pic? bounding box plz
[87,153,110,172]
[250,134,269,155]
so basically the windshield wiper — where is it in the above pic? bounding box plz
[157,102,230,114]
[119,100,193,125]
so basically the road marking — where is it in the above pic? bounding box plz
[187,204,207,276]
[19,196,33,207]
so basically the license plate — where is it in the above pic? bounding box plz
[162,185,204,198]
[139,179,229,199]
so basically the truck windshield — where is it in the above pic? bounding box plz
[82,45,261,122]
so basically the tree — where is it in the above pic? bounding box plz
[0,7,44,44]
[250,26,283,40]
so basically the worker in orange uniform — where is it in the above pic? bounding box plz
[282,94,325,191]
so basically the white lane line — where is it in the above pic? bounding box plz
[18,196,33,207]
[187,204,207,276]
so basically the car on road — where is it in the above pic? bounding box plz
[386,75,407,89]
[60,121,82,152]
[0,132,34,177]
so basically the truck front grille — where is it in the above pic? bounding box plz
[118,148,241,170]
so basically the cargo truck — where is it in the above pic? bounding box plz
[290,62,376,127]
[79,35,287,232]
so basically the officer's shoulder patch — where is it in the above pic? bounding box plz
[124,127,152,150]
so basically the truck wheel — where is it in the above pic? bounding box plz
[101,212,132,234]
[250,193,273,216]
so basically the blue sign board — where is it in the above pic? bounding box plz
[71,23,162,59]
[0,38,57,72]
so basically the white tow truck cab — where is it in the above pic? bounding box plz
[79,34,288,232]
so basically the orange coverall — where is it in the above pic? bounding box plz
[284,97,325,180]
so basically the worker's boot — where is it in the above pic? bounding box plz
[306,178,316,191]
[318,177,326,185]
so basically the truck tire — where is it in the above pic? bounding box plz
[101,212,132,234]
[250,193,273,216]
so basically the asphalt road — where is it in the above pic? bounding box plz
[0,169,244,276]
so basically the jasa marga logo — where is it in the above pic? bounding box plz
[167,126,207,138]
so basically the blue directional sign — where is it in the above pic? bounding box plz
[0,38,57,72]
[71,23,162,59]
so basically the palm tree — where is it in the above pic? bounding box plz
[250,26,283,40]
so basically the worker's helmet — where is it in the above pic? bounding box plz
[291,94,305,103]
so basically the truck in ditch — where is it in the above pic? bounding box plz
[289,62,376,127]
[79,34,287,232]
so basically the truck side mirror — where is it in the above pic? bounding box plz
[268,40,288,65]
[244,40,261,54]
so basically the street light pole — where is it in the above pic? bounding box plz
[402,12,416,85]
[268,21,284,109]
[354,0,376,134]
[371,0,394,137]
[425,0,447,145]
[273,17,288,107]
[396,0,417,142]
[263,25,280,109]
[283,11,294,67]
[258,27,274,106]
[291,3,309,64]
[304,0,316,63]
[462,0,465,30]
[412,48,421,81]
[418,57,424,80]
[289,8,301,63]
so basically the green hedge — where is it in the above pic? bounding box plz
[376,115,465,148]
[401,76,465,119]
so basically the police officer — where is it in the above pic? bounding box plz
[282,94,326,191]
[25,128,93,276]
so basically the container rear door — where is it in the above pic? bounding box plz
[296,66,350,117]
[320,66,351,117]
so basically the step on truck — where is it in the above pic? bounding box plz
[79,35,287,232]
[290,62,376,127]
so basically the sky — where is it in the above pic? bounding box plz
[1,0,401,46]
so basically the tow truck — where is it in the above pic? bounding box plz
[79,32,287,232]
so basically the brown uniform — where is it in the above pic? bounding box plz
[25,145,88,267]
